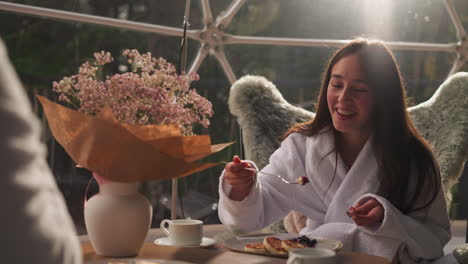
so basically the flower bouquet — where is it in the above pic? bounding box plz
[39,49,232,181]
[38,50,232,256]
[52,50,213,135]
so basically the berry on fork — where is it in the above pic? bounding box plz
[295,176,309,185]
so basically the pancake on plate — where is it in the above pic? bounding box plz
[281,235,317,252]
[263,236,287,255]
[244,242,268,253]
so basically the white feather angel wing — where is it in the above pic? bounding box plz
[408,72,468,201]
[229,75,314,169]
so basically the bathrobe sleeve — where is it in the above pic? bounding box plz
[299,140,451,263]
[218,133,324,233]
[357,186,450,263]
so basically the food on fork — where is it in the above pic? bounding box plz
[244,242,268,253]
[295,176,309,185]
[263,236,287,255]
[281,235,318,252]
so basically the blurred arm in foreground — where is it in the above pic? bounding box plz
[0,37,81,264]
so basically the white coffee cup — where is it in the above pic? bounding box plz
[160,219,203,246]
[287,248,337,264]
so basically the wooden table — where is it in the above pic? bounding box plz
[81,224,391,264]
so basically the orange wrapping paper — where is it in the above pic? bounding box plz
[37,96,233,182]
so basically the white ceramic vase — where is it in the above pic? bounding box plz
[84,181,152,257]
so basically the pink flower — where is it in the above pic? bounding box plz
[93,51,113,66]
[53,49,213,135]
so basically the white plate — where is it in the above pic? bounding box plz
[153,237,216,247]
[86,259,193,264]
[223,233,343,258]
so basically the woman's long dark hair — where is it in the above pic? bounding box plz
[285,38,440,214]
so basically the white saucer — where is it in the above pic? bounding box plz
[154,237,216,247]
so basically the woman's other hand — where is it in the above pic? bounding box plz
[349,197,384,227]
[224,155,256,201]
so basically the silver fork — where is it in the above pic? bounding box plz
[242,167,302,185]
[221,161,308,185]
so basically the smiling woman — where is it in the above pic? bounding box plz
[327,53,374,160]
[218,38,450,263]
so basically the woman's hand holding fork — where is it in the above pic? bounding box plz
[224,156,256,201]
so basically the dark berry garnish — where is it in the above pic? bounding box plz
[294,236,317,247]
[296,176,309,185]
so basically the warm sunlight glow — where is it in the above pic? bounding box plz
[361,0,394,38]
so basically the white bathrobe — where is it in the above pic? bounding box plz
[218,130,451,263]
